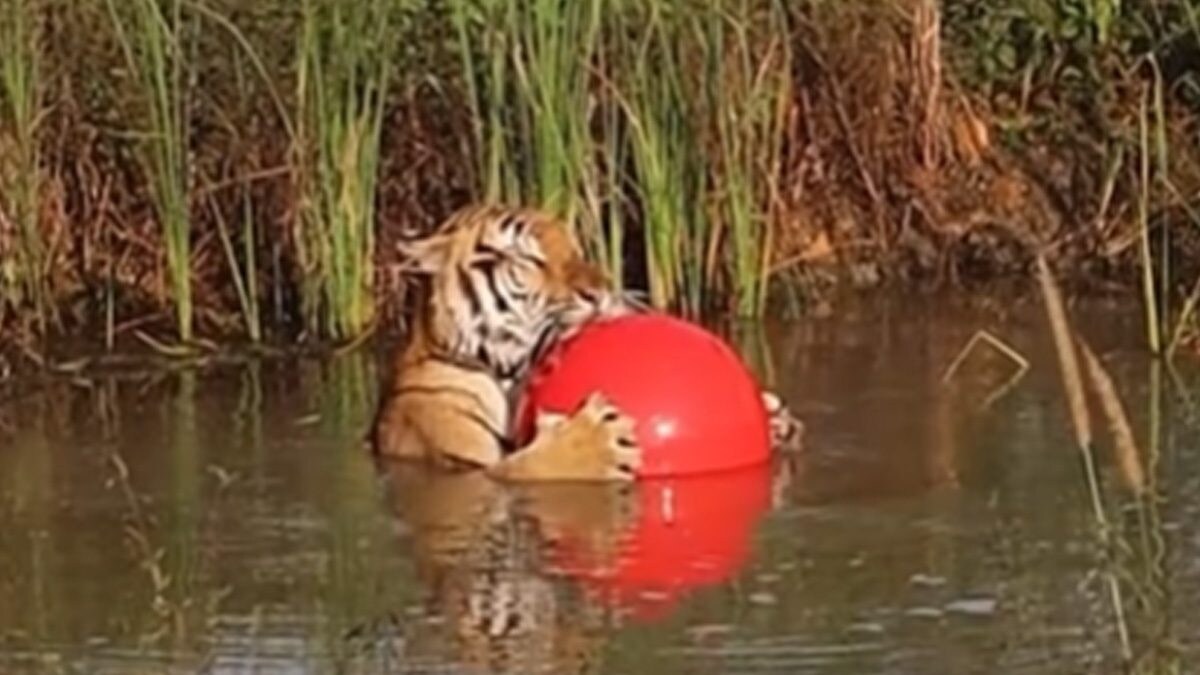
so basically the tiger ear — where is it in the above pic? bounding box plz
[397,235,450,276]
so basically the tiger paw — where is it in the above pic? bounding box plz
[570,392,642,480]
[763,391,804,452]
[495,392,642,482]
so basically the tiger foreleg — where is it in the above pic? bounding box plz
[489,393,642,483]
[371,370,510,469]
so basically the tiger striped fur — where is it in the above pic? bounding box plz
[369,203,802,481]
[371,203,642,481]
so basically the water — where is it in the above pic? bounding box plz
[1,292,1197,674]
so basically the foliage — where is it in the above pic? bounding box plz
[294,0,410,340]
[0,0,1197,352]
[105,0,195,341]
[0,0,49,329]
[448,0,792,316]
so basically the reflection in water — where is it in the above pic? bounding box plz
[376,460,777,674]
[0,292,1196,673]
[549,465,776,623]
[380,463,633,674]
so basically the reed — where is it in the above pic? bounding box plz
[590,78,628,287]
[1136,87,1161,355]
[513,0,604,223]
[294,0,397,340]
[613,0,792,315]
[0,0,49,329]
[0,0,1197,351]
[448,0,792,315]
[615,2,706,312]
[701,0,791,316]
[447,0,609,263]
[208,188,261,342]
[448,0,512,204]
[1036,254,1132,658]
[105,0,194,342]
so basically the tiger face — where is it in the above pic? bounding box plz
[400,204,620,381]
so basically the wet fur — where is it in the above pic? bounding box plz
[371,204,642,482]
[370,203,803,482]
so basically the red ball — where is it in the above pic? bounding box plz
[516,313,771,477]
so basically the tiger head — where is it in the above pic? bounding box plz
[399,204,627,380]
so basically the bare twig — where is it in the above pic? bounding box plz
[941,329,1029,408]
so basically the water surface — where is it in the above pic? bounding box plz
[1,292,1197,674]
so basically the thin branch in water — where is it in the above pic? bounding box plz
[1167,272,1200,358]
[941,329,1029,409]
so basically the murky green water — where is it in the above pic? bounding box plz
[1,293,1197,674]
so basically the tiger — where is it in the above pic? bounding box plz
[369,203,643,482]
[369,202,803,482]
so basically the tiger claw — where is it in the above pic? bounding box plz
[535,409,569,433]
[577,391,642,481]
[610,440,642,479]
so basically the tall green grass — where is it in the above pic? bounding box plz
[1136,76,1162,356]
[209,187,262,342]
[1137,54,1200,358]
[619,0,791,315]
[448,0,608,262]
[706,0,792,316]
[615,3,703,311]
[106,0,194,342]
[3,0,1198,348]
[0,0,49,328]
[449,0,792,316]
[294,0,398,340]
[448,0,514,204]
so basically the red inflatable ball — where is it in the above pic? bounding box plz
[515,312,771,477]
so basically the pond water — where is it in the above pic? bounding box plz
[1,292,1197,674]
